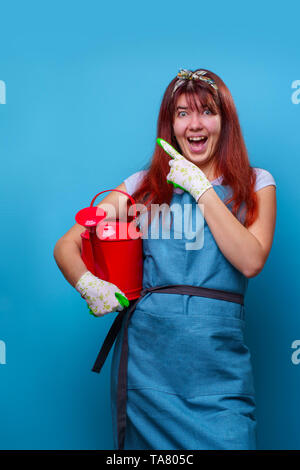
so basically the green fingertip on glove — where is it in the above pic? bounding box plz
[157,137,183,160]
[87,304,97,317]
[87,293,129,317]
[157,138,165,149]
[115,292,130,307]
[167,180,187,192]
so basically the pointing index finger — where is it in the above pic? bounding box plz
[157,138,183,160]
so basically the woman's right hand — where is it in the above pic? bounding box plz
[75,271,128,317]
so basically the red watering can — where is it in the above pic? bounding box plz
[75,189,143,301]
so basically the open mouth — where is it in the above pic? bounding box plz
[187,136,208,153]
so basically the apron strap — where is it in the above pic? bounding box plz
[91,297,141,374]
[140,284,244,304]
[92,284,243,374]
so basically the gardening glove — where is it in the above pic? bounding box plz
[75,271,129,317]
[157,138,213,202]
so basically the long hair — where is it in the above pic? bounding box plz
[127,68,258,229]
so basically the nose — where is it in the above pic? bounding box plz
[188,112,204,130]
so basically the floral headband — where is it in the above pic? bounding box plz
[171,69,218,96]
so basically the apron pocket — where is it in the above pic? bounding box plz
[127,309,255,398]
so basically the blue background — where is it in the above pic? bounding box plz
[0,0,299,450]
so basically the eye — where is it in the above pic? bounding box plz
[204,109,212,115]
[178,111,187,117]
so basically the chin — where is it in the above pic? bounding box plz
[186,153,207,163]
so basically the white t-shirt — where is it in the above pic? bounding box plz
[124,168,276,196]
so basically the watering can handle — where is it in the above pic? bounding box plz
[90,189,138,220]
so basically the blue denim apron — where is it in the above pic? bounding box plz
[94,185,257,450]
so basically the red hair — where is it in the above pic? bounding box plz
[127,68,258,228]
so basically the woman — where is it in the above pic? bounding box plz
[54,68,277,450]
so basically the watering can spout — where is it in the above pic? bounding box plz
[75,206,107,228]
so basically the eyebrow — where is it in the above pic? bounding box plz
[176,105,206,111]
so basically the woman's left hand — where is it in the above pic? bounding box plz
[166,152,213,203]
